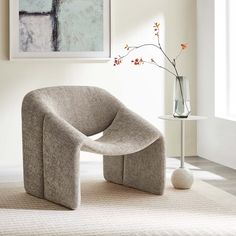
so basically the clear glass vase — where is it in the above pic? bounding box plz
[173,76,191,118]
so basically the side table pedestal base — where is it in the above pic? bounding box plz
[171,168,194,189]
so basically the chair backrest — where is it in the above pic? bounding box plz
[27,86,122,136]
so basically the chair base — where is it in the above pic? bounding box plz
[24,137,165,210]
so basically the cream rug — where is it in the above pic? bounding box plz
[0,172,236,236]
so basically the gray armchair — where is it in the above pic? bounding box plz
[22,86,165,209]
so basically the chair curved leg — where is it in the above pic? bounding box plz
[43,115,81,209]
[103,137,165,195]
[123,137,165,194]
[22,96,46,199]
[103,155,124,185]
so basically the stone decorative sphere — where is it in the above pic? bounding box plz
[171,168,194,189]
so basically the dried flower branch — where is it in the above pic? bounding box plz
[114,22,188,78]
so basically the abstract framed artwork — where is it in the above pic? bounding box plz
[10,0,111,60]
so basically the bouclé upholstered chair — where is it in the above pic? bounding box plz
[22,86,165,209]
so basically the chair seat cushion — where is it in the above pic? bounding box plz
[81,107,161,156]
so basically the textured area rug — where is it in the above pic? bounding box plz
[0,171,236,236]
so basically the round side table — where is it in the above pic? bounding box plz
[159,115,207,189]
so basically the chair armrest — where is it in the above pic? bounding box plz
[43,112,86,147]
[102,107,162,145]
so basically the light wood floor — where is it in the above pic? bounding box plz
[182,156,236,196]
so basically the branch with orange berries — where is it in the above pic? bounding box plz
[114,22,188,78]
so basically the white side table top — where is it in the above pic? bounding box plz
[159,115,207,121]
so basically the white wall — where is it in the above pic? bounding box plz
[197,0,236,169]
[0,0,197,166]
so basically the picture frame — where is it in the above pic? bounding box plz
[9,0,111,60]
